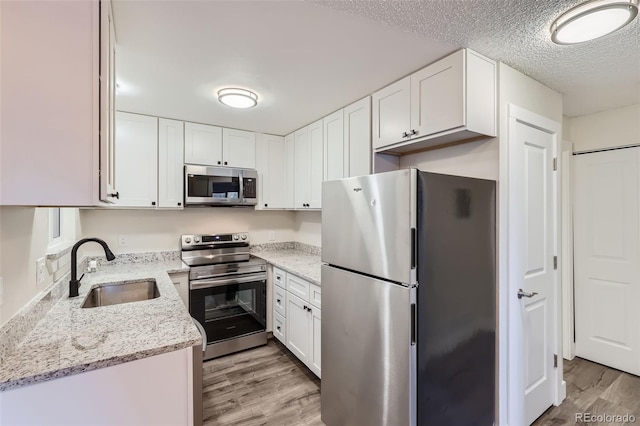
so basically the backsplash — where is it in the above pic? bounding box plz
[250,241,321,256]
[90,250,181,267]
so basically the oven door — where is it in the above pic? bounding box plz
[189,273,267,344]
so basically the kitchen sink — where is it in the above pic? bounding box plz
[81,279,160,308]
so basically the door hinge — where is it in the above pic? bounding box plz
[553,354,558,368]
[553,158,557,171]
[553,256,558,270]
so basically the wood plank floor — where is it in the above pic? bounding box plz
[202,339,323,426]
[535,357,640,425]
[203,340,640,426]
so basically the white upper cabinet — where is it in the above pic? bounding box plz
[158,118,184,209]
[114,112,158,208]
[323,109,345,182]
[0,0,116,205]
[184,123,256,169]
[285,133,295,209]
[372,76,411,150]
[294,127,310,209]
[308,120,323,209]
[372,49,496,154]
[258,134,287,209]
[222,128,256,169]
[184,122,223,166]
[100,0,118,203]
[344,97,372,178]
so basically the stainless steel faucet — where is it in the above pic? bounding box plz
[69,238,116,298]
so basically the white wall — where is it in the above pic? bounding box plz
[399,138,499,180]
[293,211,321,247]
[569,103,639,152]
[79,208,297,256]
[0,207,81,326]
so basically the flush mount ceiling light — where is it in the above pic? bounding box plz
[217,88,258,109]
[551,0,639,44]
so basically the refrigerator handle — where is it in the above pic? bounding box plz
[411,303,416,345]
[410,228,416,269]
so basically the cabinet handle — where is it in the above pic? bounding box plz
[177,202,182,206]
[224,161,228,165]
[217,161,221,165]
[410,129,418,136]
[277,326,281,331]
[108,191,119,199]
[303,305,307,310]
[264,203,268,207]
[277,298,281,303]
[308,307,312,313]
[402,131,409,138]
[151,201,156,206]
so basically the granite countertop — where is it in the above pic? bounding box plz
[252,248,322,286]
[0,259,201,392]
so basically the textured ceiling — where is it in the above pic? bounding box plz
[114,1,640,136]
[312,0,640,117]
[112,1,454,135]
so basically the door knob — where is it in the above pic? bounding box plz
[517,289,538,299]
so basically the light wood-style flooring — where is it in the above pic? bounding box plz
[203,340,640,426]
[203,339,323,426]
[535,357,640,425]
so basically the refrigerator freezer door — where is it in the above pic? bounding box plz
[322,169,416,284]
[321,265,416,426]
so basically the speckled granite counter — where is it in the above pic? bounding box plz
[251,243,322,285]
[0,259,201,391]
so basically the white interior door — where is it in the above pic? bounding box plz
[574,147,640,375]
[509,110,559,425]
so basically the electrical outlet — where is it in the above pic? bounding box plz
[118,234,128,247]
[36,257,46,287]
[269,231,276,241]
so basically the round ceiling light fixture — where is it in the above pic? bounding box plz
[217,88,258,109]
[550,0,638,44]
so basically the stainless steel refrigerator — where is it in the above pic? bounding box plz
[321,168,496,426]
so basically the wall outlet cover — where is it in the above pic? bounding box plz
[269,231,276,241]
[118,234,128,247]
[36,257,46,287]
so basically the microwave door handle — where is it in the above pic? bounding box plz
[190,273,267,290]
[239,170,244,202]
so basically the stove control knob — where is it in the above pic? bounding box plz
[233,234,239,241]
[184,237,191,244]
[241,234,247,240]
[194,236,200,243]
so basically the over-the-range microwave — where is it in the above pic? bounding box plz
[184,164,257,207]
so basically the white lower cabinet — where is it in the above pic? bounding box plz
[272,266,321,378]
[169,271,189,309]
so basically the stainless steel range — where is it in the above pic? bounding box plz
[181,233,267,360]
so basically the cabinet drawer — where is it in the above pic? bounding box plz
[273,312,286,344]
[273,267,286,289]
[287,274,310,301]
[274,285,287,318]
[309,284,321,309]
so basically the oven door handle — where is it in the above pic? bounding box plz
[190,273,267,290]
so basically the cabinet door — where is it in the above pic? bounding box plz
[410,50,464,138]
[294,127,310,209]
[184,122,222,166]
[115,112,158,207]
[262,134,286,209]
[308,119,323,209]
[309,307,321,378]
[286,293,311,364]
[285,133,295,209]
[372,76,410,150]
[323,109,345,182]
[99,0,117,203]
[222,128,256,168]
[344,97,371,178]
[158,119,184,209]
